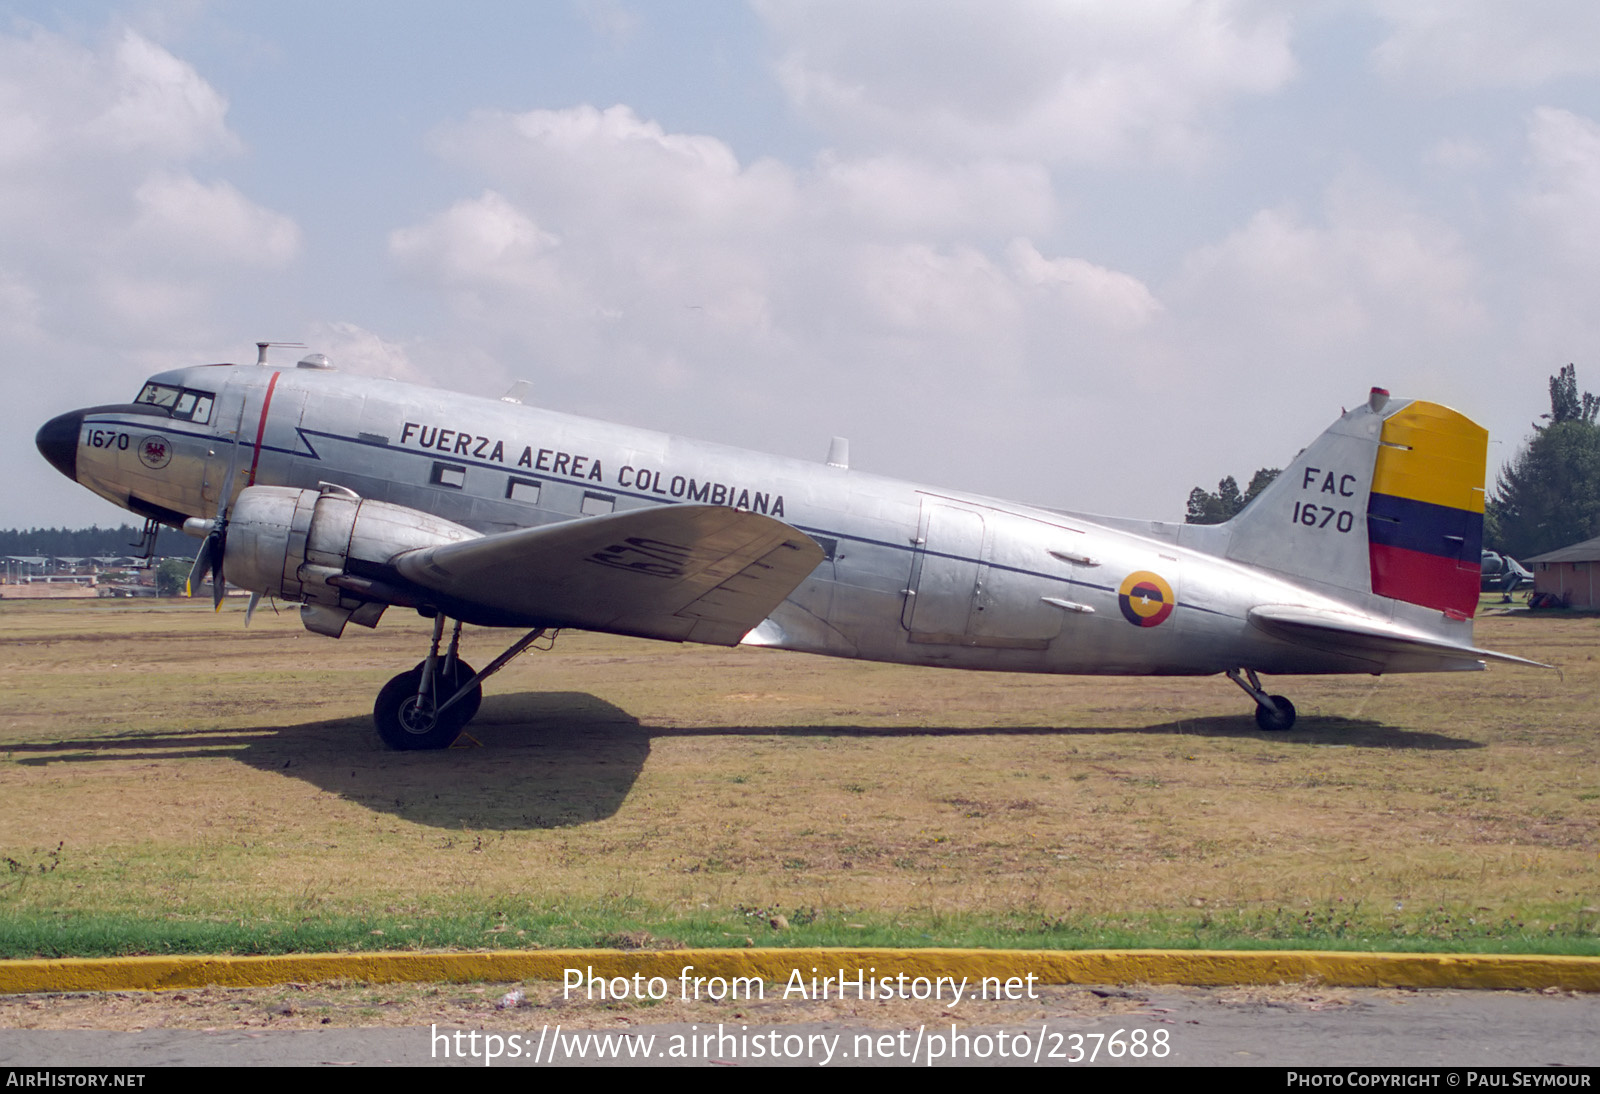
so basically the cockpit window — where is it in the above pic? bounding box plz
[135,383,180,408]
[172,390,214,422]
[135,383,214,424]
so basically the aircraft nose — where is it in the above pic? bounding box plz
[36,410,83,482]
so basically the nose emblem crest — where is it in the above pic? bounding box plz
[138,435,172,469]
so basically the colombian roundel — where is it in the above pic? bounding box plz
[1118,570,1175,628]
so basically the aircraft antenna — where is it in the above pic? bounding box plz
[254,341,306,366]
[826,437,850,469]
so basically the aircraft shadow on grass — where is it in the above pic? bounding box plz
[8,692,1482,830]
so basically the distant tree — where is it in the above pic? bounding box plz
[1545,363,1600,426]
[1186,468,1280,525]
[156,557,191,597]
[1490,365,1600,558]
[1243,467,1280,503]
[1187,476,1240,524]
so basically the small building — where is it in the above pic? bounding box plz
[1526,535,1600,609]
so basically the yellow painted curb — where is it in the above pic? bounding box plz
[0,949,1595,995]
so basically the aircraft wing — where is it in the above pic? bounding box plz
[1247,604,1550,670]
[393,504,824,645]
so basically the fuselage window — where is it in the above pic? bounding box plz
[506,478,542,504]
[430,462,467,489]
[581,492,615,516]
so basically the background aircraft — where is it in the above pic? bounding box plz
[36,348,1539,748]
[1480,550,1534,596]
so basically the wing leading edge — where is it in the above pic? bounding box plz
[394,504,824,645]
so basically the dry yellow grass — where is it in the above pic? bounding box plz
[0,597,1595,948]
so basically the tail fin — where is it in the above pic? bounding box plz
[1225,388,1486,618]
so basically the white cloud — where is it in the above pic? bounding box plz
[846,243,1021,339]
[128,173,299,266]
[389,102,1166,482]
[87,30,238,159]
[0,26,298,340]
[0,24,305,527]
[1369,0,1600,90]
[1423,137,1492,172]
[436,105,796,234]
[811,153,1054,240]
[97,276,208,332]
[577,0,642,43]
[1520,107,1600,264]
[400,107,795,362]
[1008,240,1162,331]
[305,321,434,386]
[397,104,1154,366]
[758,0,1294,164]
[1170,176,1486,405]
[1511,107,1600,368]
[390,190,563,291]
[0,27,234,185]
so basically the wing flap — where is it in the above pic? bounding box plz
[1248,604,1549,669]
[394,505,824,645]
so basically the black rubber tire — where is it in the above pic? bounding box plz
[1254,695,1297,732]
[374,663,481,751]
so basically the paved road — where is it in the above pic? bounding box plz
[2,987,1596,1067]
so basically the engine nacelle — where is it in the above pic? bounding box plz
[224,483,479,637]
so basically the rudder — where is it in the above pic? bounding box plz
[1367,400,1486,617]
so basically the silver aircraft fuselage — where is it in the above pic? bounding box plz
[34,361,1465,684]
[36,359,1481,688]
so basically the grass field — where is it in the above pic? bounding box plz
[0,596,1595,957]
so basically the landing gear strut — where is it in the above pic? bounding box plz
[372,618,549,750]
[1226,667,1297,732]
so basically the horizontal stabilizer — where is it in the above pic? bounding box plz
[394,504,824,645]
[1248,604,1549,670]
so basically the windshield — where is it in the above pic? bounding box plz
[134,383,214,424]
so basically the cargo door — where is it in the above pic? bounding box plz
[902,501,985,643]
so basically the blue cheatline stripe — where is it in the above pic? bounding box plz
[1366,491,1483,561]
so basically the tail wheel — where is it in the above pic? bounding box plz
[1254,695,1296,732]
[373,662,482,751]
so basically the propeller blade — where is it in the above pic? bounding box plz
[207,531,226,610]
[243,591,261,626]
[185,539,212,598]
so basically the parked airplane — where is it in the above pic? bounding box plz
[35,348,1539,748]
[1479,550,1534,595]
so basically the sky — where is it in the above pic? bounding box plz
[8,0,1600,528]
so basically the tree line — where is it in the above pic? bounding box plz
[1186,468,1279,524]
[0,524,161,557]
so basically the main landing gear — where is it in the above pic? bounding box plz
[372,616,550,750]
[1226,667,1297,732]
